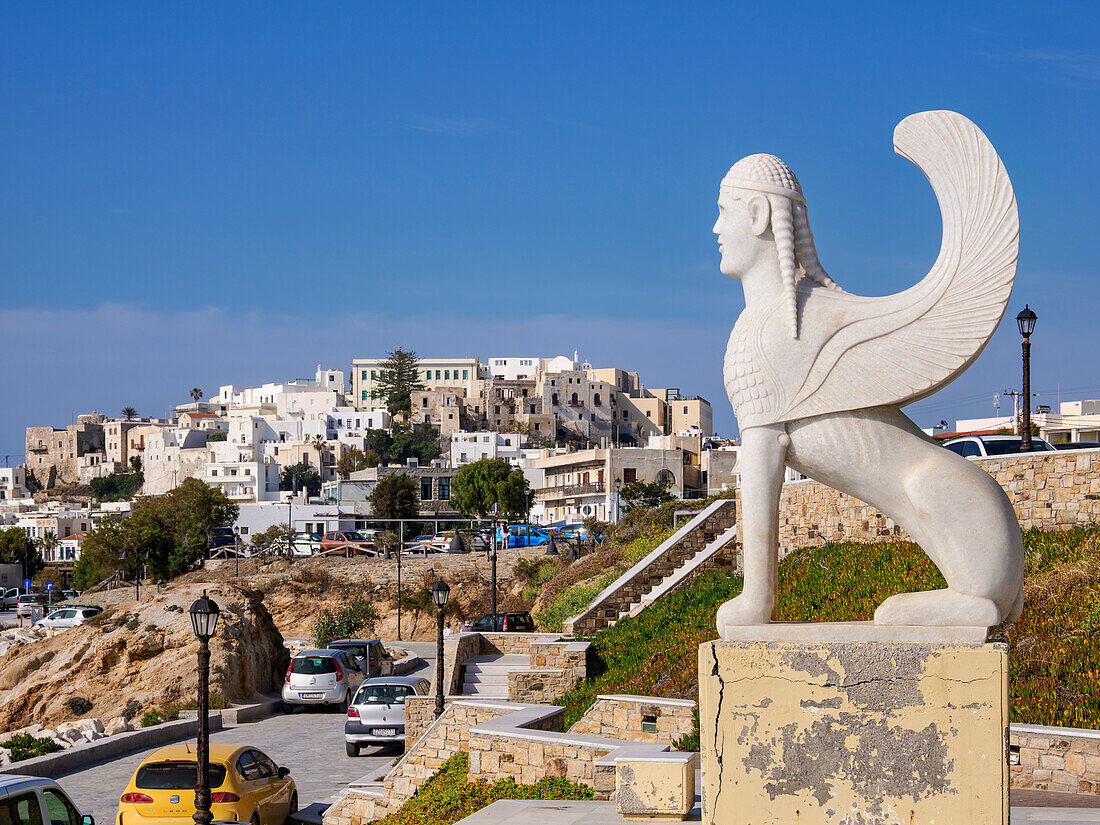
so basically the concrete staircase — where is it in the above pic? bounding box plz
[564,498,739,636]
[459,654,531,699]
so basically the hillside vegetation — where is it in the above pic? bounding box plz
[556,527,1100,730]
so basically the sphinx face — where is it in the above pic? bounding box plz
[713,189,760,280]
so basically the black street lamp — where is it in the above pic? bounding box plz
[614,478,623,524]
[431,579,450,718]
[233,527,241,577]
[1016,305,1038,452]
[189,591,221,825]
[544,535,558,556]
[120,550,149,600]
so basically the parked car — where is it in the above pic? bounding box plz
[464,611,536,632]
[210,526,236,549]
[60,589,80,601]
[118,743,296,825]
[0,774,94,825]
[281,649,364,712]
[319,531,378,556]
[327,639,395,677]
[16,594,46,619]
[1,588,19,610]
[271,531,321,557]
[34,605,102,630]
[1053,442,1100,451]
[344,676,431,756]
[942,435,1055,458]
[495,524,550,548]
[554,524,608,542]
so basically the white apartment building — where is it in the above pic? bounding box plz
[49,534,84,564]
[450,431,524,468]
[204,457,281,503]
[0,468,29,502]
[16,511,93,542]
[487,357,542,381]
[215,366,346,409]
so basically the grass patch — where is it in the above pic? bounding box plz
[556,527,1100,731]
[0,733,64,762]
[535,571,620,633]
[376,752,593,825]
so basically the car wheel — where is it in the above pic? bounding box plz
[281,701,293,714]
[346,742,359,757]
[289,793,298,816]
[251,813,261,825]
[337,694,349,713]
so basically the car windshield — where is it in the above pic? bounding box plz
[355,684,414,704]
[345,532,366,540]
[291,656,336,674]
[136,761,228,790]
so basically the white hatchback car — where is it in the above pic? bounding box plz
[281,649,364,712]
[943,434,1055,458]
[34,605,102,629]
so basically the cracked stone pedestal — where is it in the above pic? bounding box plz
[699,634,1008,825]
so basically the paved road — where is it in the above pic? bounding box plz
[57,641,435,825]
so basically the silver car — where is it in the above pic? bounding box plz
[344,676,430,756]
[281,649,364,712]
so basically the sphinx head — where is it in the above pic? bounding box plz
[714,154,841,337]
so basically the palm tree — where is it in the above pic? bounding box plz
[121,407,137,421]
[190,388,203,402]
[36,530,59,564]
[311,435,329,483]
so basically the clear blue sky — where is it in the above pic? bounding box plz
[1,1,1097,457]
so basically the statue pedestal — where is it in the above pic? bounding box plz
[699,634,1008,825]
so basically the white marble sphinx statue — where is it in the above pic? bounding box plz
[715,110,1023,637]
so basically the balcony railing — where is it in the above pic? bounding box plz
[537,482,606,498]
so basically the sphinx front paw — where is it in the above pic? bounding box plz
[716,593,775,637]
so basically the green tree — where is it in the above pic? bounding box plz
[335,447,369,479]
[206,430,228,442]
[0,527,43,579]
[159,478,238,574]
[250,523,294,555]
[89,470,144,502]
[451,458,529,519]
[369,473,419,521]
[190,387,203,402]
[72,516,128,589]
[375,348,425,421]
[281,463,320,498]
[387,423,441,465]
[363,429,393,459]
[35,531,59,563]
[619,480,674,511]
[121,407,137,421]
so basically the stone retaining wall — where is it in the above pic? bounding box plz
[1010,724,1100,793]
[567,695,695,745]
[466,727,617,798]
[769,449,1100,557]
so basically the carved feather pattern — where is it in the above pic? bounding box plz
[780,110,1019,420]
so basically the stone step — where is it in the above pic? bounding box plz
[460,684,509,698]
[462,672,509,686]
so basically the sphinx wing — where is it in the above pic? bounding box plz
[781,110,1019,421]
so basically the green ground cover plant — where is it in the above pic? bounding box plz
[375,752,593,825]
[556,527,1100,731]
[0,733,64,762]
[312,598,381,647]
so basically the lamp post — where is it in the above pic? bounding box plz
[120,550,149,600]
[233,527,241,577]
[1016,305,1038,452]
[614,477,623,524]
[189,591,220,825]
[431,578,450,718]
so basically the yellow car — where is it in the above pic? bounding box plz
[117,743,297,825]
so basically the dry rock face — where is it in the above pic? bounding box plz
[0,583,288,732]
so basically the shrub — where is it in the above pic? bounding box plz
[0,734,63,762]
[376,752,592,825]
[141,708,180,727]
[313,598,381,647]
[64,696,93,715]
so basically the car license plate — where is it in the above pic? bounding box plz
[373,728,396,737]
[300,692,323,699]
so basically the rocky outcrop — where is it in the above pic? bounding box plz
[0,583,288,732]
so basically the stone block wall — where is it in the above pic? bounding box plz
[466,730,616,798]
[766,449,1100,559]
[325,700,515,825]
[568,695,696,745]
[508,669,573,704]
[566,499,738,636]
[1010,724,1100,793]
